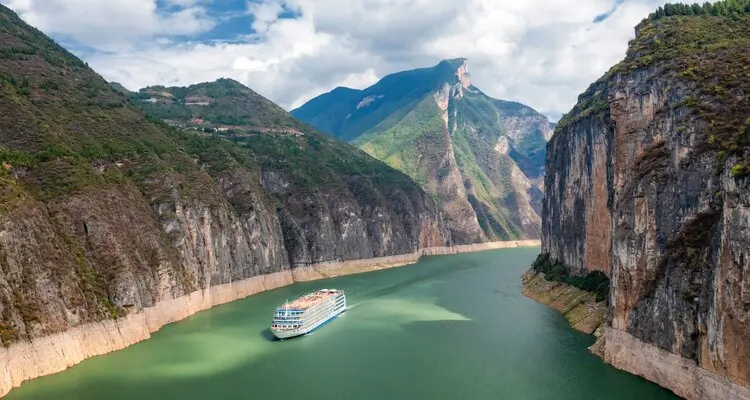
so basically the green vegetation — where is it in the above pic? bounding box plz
[131,84,423,196]
[356,97,446,187]
[558,3,750,176]
[555,83,609,131]
[291,60,466,142]
[648,0,750,20]
[731,163,749,177]
[0,6,200,201]
[531,253,610,303]
[354,91,532,240]
[131,78,298,130]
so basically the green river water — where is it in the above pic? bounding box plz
[7,248,679,400]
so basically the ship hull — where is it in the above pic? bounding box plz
[272,306,346,339]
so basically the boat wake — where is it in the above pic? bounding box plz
[356,262,481,300]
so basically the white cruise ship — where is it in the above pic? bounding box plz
[270,289,347,339]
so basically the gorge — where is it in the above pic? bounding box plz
[0,4,542,397]
[0,0,749,399]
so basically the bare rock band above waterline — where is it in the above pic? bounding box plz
[521,273,750,400]
[0,240,539,398]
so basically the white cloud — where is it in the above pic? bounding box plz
[2,0,214,48]
[1,0,681,120]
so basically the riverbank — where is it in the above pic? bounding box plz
[520,270,606,354]
[521,269,750,400]
[0,239,539,398]
[603,327,750,400]
[293,240,542,281]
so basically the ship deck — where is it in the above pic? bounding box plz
[283,289,343,310]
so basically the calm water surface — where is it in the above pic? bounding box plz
[8,248,678,399]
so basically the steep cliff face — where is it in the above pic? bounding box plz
[542,80,614,275]
[0,4,449,348]
[542,6,750,399]
[292,59,551,243]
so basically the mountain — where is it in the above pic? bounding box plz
[108,81,131,95]
[130,80,304,133]
[539,2,750,399]
[292,59,552,243]
[0,4,451,395]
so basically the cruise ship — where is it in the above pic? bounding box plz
[270,289,347,339]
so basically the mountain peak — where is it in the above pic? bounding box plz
[440,57,468,70]
[213,77,244,86]
[437,58,471,88]
[292,59,551,241]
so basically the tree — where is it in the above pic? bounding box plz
[648,0,750,20]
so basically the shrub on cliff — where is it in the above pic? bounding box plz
[531,253,610,302]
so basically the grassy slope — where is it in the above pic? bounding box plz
[459,89,547,178]
[291,60,461,142]
[131,80,425,193]
[292,59,551,240]
[0,5,224,335]
[355,96,446,189]
[0,6,211,204]
[451,96,520,239]
[134,79,300,129]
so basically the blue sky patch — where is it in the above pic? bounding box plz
[149,0,303,43]
[593,0,626,23]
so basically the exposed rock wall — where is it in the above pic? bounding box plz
[604,328,750,400]
[0,161,451,344]
[0,5,534,398]
[541,15,750,400]
[541,82,614,275]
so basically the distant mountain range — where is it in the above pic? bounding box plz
[292,58,553,242]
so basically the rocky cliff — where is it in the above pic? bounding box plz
[541,4,750,399]
[0,5,456,395]
[292,59,552,243]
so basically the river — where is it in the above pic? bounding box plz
[6,247,678,399]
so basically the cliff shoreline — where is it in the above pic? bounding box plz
[521,271,750,399]
[0,239,539,398]
[604,328,750,400]
[520,270,606,336]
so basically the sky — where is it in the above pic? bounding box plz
[1,0,689,121]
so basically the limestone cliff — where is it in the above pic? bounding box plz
[541,5,750,399]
